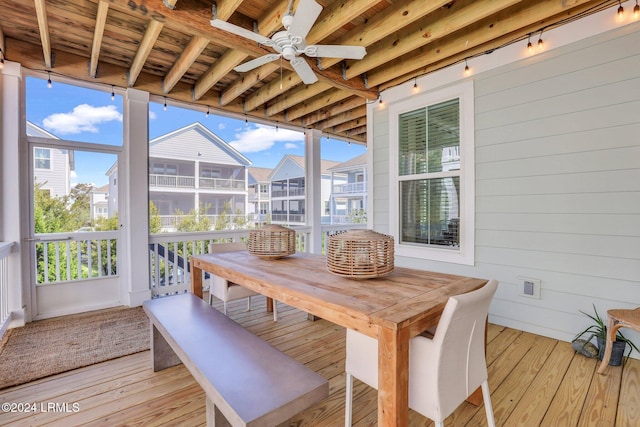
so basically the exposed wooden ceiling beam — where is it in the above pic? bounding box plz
[220,0,380,108]
[288,89,351,122]
[163,36,210,93]
[319,0,452,71]
[332,117,367,134]
[344,0,524,80]
[214,0,244,21]
[367,0,602,88]
[128,19,164,87]
[267,82,331,116]
[302,96,365,126]
[318,106,366,130]
[33,0,52,68]
[89,0,110,78]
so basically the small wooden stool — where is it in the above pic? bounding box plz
[598,307,640,374]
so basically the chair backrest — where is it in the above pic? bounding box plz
[428,279,498,414]
[208,241,247,254]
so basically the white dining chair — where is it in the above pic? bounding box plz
[207,242,278,321]
[345,279,498,427]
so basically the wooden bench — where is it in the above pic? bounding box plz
[143,293,329,427]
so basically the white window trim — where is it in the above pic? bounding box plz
[34,147,52,170]
[389,81,475,266]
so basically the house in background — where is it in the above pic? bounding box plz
[247,166,272,226]
[108,122,252,232]
[90,184,109,221]
[327,153,367,224]
[27,121,73,198]
[268,155,343,225]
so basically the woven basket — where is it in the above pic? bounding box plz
[247,224,296,259]
[326,229,394,279]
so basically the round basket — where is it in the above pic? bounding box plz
[247,224,296,259]
[326,229,394,279]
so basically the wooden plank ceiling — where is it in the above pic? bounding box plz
[0,0,620,143]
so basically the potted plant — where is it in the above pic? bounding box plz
[572,304,639,366]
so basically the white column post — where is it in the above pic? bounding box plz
[0,61,27,326]
[305,129,322,254]
[122,88,151,306]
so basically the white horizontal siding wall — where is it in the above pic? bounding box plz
[474,24,640,349]
[369,20,640,356]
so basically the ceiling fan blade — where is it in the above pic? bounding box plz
[290,57,318,84]
[210,19,274,47]
[304,45,367,60]
[287,0,323,40]
[234,54,282,73]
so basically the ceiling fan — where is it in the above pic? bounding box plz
[210,0,367,84]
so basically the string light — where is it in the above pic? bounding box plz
[634,0,639,18]
[205,106,210,117]
[618,0,624,20]
[537,30,544,50]
[47,72,52,88]
[464,59,471,76]
[245,114,248,126]
[0,47,4,69]
[111,85,115,101]
[275,121,279,132]
[163,96,167,111]
[527,34,533,52]
[412,78,419,93]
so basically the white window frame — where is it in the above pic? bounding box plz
[389,81,475,265]
[34,147,51,170]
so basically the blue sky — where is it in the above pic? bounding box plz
[26,77,365,187]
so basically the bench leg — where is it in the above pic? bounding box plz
[151,324,182,372]
[206,397,232,427]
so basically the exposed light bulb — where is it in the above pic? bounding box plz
[47,72,52,89]
[538,38,544,49]
[634,1,639,18]
[618,1,624,20]
[412,79,419,93]
[163,97,167,111]
[527,40,533,52]
[464,60,471,76]
[111,85,115,101]
[205,106,210,117]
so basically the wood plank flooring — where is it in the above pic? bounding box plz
[0,296,638,426]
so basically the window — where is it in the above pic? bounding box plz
[34,148,51,169]
[390,81,474,265]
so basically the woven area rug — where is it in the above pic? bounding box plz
[0,306,149,390]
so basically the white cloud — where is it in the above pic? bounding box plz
[218,122,226,130]
[284,143,298,149]
[42,104,122,135]
[149,111,157,120]
[229,124,303,153]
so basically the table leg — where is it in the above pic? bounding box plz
[378,326,410,427]
[191,264,203,299]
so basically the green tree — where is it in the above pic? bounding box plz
[176,202,213,232]
[149,201,162,233]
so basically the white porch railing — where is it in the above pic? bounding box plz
[34,231,119,285]
[149,174,195,188]
[332,182,366,193]
[0,241,15,335]
[160,214,247,229]
[199,177,245,190]
[148,223,366,297]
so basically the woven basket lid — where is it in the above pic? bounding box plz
[247,224,296,259]
[326,229,394,279]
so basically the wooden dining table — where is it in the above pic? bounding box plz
[190,250,487,427]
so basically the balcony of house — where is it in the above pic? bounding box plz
[271,178,305,198]
[332,181,366,195]
[149,161,246,192]
[149,159,196,189]
[198,164,246,192]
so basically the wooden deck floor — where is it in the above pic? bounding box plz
[1,296,638,426]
